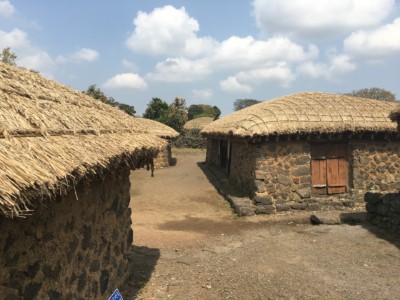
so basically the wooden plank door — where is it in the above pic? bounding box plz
[311,159,327,194]
[311,144,348,195]
[327,158,347,194]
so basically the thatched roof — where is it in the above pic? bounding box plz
[0,62,172,217]
[202,92,398,138]
[184,117,214,131]
[134,117,179,138]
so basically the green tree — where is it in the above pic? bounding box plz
[143,97,188,132]
[84,84,108,102]
[162,97,188,132]
[84,84,136,116]
[345,88,397,102]
[212,106,221,120]
[187,104,221,120]
[143,98,169,120]
[1,47,17,66]
[233,99,261,111]
[188,105,203,120]
[118,103,136,116]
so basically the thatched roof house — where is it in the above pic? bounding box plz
[202,92,400,215]
[135,117,178,168]
[184,117,214,131]
[0,62,167,298]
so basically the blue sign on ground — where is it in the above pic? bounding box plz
[109,289,123,300]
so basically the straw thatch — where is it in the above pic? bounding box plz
[184,117,214,131]
[202,92,398,138]
[0,62,174,217]
[134,117,179,138]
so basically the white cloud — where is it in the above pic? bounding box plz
[126,5,216,57]
[221,63,295,93]
[18,51,55,76]
[147,57,211,82]
[71,48,99,62]
[122,59,138,71]
[0,28,56,76]
[253,0,395,38]
[103,73,148,90]
[0,0,15,17]
[192,88,213,99]
[330,55,356,73]
[0,28,28,49]
[344,18,400,56]
[56,48,99,63]
[236,63,296,87]
[298,54,356,81]
[212,36,318,69]
[220,76,252,94]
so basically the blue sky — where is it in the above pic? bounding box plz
[1,0,399,116]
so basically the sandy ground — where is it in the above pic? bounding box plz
[123,148,400,299]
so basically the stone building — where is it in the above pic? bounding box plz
[134,118,178,168]
[202,92,400,214]
[0,62,167,298]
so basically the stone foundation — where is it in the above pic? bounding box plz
[365,192,400,234]
[0,165,134,299]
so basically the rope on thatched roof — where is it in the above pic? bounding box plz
[201,92,398,138]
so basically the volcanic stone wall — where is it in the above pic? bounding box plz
[0,165,134,299]
[208,137,400,215]
[351,141,400,202]
[250,141,318,213]
[365,192,400,234]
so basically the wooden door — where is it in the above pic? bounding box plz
[311,144,348,195]
[327,158,347,194]
[311,159,327,194]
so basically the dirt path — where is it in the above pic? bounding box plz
[124,149,400,299]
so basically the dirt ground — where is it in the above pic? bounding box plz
[123,148,400,299]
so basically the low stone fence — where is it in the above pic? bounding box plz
[365,192,400,234]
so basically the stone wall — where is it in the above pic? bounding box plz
[154,144,172,169]
[351,141,400,202]
[0,165,134,299]
[252,141,316,213]
[365,192,400,234]
[205,138,219,166]
[228,141,256,196]
[206,137,400,215]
